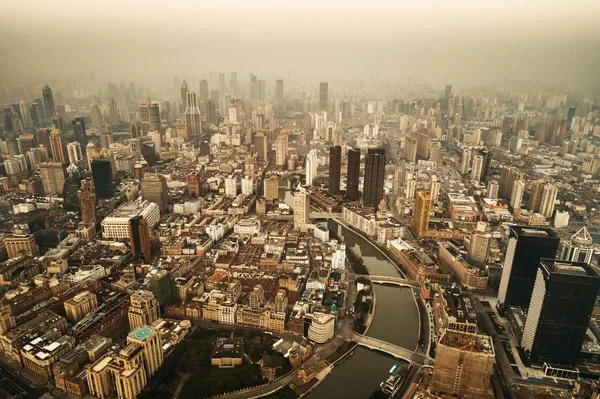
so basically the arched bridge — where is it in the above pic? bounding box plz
[355,274,420,288]
[352,333,433,367]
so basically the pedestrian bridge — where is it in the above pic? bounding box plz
[352,333,433,367]
[355,274,420,288]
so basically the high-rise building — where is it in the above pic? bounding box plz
[346,148,361,201]
[185,92,202,140]
[139,101,160,134]
[253,131,268,165]
[49,128,69,164]
[471,155,483,181]
[64,291,98,322]
[499,167,524,200]
[42,84,56,119]
[329,146,341,195]
[468,222,491,266]
[130,122,141,140]
[433,330,495,398]
[78,179,96,225]
[460,148,471,174]
[293,186,310,231]
[224,176,237,197]
[18,100,33,129]
[528,180,546,211]
[264,176,279,200]
[127,325,164,378]
[539,183,558,218]
[108,98,119,125]
[319,82,328,111]
[141,173,168,213]
[275,134,288,168]
[67,142,83,164]
[561,227,594,265]
[90,105,103,129]
[404,136,418,163]
[72,117,87,152]
[509,180,525,209]
[39,161,66,195]
[480,149,492,181]
[63,164,83,211]
[128,290,160,330]
[430,175,440,202]
[305,149,318,186]
[91,159,114,199]
[180,79,188,110]
[363,148,385,208]
[199,79,209,102]
[129,216,151,263]
[412,191,431,238]
[498,226,560,313]
[275,79,284,110]
[522,259,600,366]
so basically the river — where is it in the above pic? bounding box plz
[305,220,419,398]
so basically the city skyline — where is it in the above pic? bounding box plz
[0,1,599,91]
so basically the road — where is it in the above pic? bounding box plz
[214,372,297,399]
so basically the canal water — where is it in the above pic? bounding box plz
[306,221,419,398]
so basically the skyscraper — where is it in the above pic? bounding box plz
[293,186,310,231]
[141,173,169,213]
[561,227,595,265]
[468,222,491,266]
[498,226,560,313]
[275,79,284,110]
[128,290,160,330]
[39,161,66,195]
[404,136,418,163]
[184,92,202,140]
[363,148,385,208]
[180,79,188,110]
[499,167,525,200]
[528,180,546,211]
[329,146,341,195]
[129,216,151,262]
[471,155,483,181]
[63,164,82,211]
[305,149,318,186]
[346,148,360,201]
[510,180,525,210]
[77,179,96,225]
[412,191,431,238]
[91,159,114,199]
[433,330,495,398]
[18,100,33,129]
[521,259,600,366]
[253,131,268,164]
[72,117,87,152]
[460,148,471,174]
[49,128,69,164]
[539,183,558,218]
[42,84,56,119]
[219,73,226,95]
[319,82,328,111]
[275,133,288,168]
[199,79,209,102]
[139,101,160,134]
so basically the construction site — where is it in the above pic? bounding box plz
[432,330,496,398]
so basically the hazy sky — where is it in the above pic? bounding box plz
[1,0,599,90]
